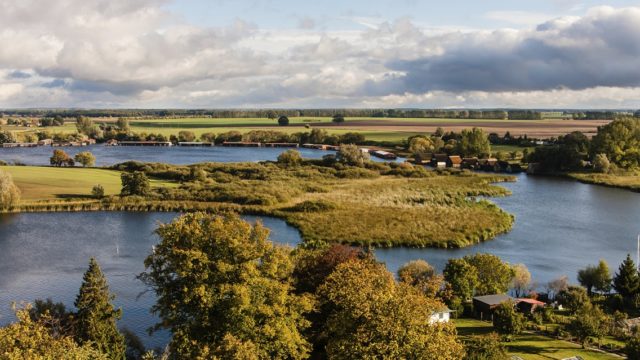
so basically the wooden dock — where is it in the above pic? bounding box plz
[222,141,262,147]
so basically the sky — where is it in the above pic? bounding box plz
[1,0,640,109]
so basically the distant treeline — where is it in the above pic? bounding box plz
[1,108,637,120]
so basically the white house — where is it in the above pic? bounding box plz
[429,307,453,324]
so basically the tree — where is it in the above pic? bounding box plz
[120,172,150,196]
[614,254,640,299]
[200,132,216,143]
[463,253,513,296]
[408,136,440,155]
[0,305,107,359]
[0,130,16,144]
[557,286,589,314]
[546,275,569,300]
[92,184,105,198]
[278,115,290,126]
[398,259,443,298]
[443,258,478,301]
[625,334,640,359]
[456,128,491,157]
[140,213,313,359]
[74,151,96,167]
[332,114,345,124]
[177,130,196,142]
[591,118,640,169]
[578,260,612,295]
[592,153,611,173]
[266,110,277,119]
[336,144,369,167]
[511,263,531,297]
[568,302,608,348]
[76,116,101,138]
[492,300,525,335]
[0,169,20,209]
[463,333,507,360]
[116,118,130,133]
[277,149,302,166]
[50,149,74,167]
[292,244,365,295]
[74,258,126,359]
[319,259,464,359]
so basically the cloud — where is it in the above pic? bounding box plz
[0,2,640,108]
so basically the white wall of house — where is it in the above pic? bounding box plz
[429,311,450,324]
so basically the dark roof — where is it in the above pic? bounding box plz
[473,294,513,306]
[433,153,448,161]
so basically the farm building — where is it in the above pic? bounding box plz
[431,154,449,168]
[473,294,513,319]
[430,307,454,324]
[461,157,479,170]
[448,155,462,168]
[516,298,546,314]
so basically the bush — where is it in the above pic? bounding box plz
[593,153,611,173]
[286,200,336,212]
[336,144,370,167]
[332,114,345,123]
[120,172,150,196]
[278,115,289,126]
[493,301,525,335]
[74,151,96,167]
[92,184,105,199]
[0,170,21,208]
[277,149,302,166]
[464,333,507,360]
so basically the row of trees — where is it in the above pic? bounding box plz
[50,149,96,167]
[407,127,492,158]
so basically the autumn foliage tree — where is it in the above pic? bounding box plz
[318,259,464,359]
[140,212,313,359]
[0,169,20,209]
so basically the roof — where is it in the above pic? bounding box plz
[449,155,462,164]
[433,153,448,161]
[516,298,545,306]
[473,294,513,306]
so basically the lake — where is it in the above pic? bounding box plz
[1,173,640,349]
[0,145,401,166]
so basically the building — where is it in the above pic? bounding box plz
[516,298,546,314]
[448,155,462,168]
[430,307,454,324]
[473,294,513,319]
[431,154,449,168]
[461,157,479,170]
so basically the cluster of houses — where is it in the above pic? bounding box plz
[429,294,546,325]
[414,153,523,173]
[1,138,95,148]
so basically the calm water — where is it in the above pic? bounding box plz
[1,174,639,349]
[0,145,332,166]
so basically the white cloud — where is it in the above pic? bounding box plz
[0,1,639,108]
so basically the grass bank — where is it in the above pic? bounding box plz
[3,161,515,249]
[568,171,640,192]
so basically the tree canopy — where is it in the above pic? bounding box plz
[0,169,20,209]
[591,118,640,169]
[120,172,150,196]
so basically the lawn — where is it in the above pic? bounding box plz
[1,166,176,200]
[455,318,620,360]
[569,172,640,192]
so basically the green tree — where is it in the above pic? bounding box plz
[625,334,640,360]
[177,130,196,142]
[0,130,16,144]
[332,114,345,124]
[592,153,611,173]
[463,333,507,360]
[266,110,277,119]
[200,132,216,143]
[0,169,20,209]
[443,258,478,301]
[398,259,443,298]
[277,149,302,166]
[92,184,105,199]
[278,115,290,126]
[120,172,150,196]
[336,144,369,167]
[613,254,640,299]
[50,149,74,167]
[74,151,96,167]
[76,116,101,138]
[0,305,107,359]
[140,213,313,359]
[319,259,464,359]
[116,118,130,133]
[456,128,491,157]
[74,258,126,359]
[492,300,525,335]
[591,118,640,169]
[568,302,608,348]
[578,260,612,295]
[464,253,513,296]
[557,286,589,314]
[408,136,437,154]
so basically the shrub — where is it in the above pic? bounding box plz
[0,170,21,208]
[277,150,302,166]
[92,184,105,199]
[278,115,289,126]
[464,333,506,360]
[593,153,611,173]
[493,300,525,335]
[120,172,150,196]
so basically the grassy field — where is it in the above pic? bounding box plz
[455,318,620,360]
[569,172,640,192]
[1,166,176,200]
[2,117,610,143]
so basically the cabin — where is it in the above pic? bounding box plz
[461,157,479,170]
[473,294,513,320]
[118,141,173,147]
[479,158,498,171]
[413,152,433,165]
[431,154,449,168]
[38,139,53,146]
[448,155,462,168]
[516,298,546,314]
[263,143,299,148]
[430,307,453,324]
[222,141,262,147]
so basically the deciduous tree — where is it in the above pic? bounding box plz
[443,258,478,301]
[0,169,20,209]
[120,172,150,196]
[463,253,513,296]
[74,151,96,167]
[492,300,525,335]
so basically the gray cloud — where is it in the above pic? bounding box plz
[386,7,640,93]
